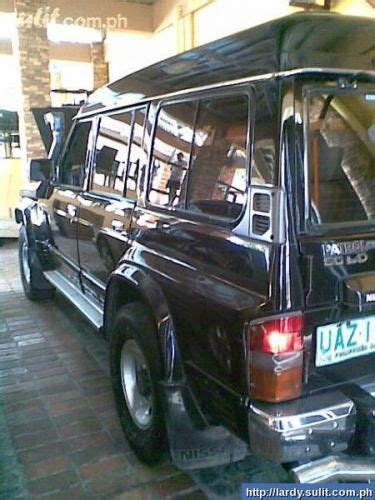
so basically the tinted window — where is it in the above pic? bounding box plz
[126,108,147,200]
[149,101,197,207]
[186,94,249,220]
[307,90,375,224]
[92,112,132,197]
[251,81,278,186]
[60,121,92,187]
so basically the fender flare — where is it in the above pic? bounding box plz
[15,198,55,290]
[15,198,52,250]
[104,262,184,382]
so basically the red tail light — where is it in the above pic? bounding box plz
[250,316,303,354]
[249,314,304,403]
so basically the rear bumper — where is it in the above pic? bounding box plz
[248,391,356,463]
[291,455,375,483]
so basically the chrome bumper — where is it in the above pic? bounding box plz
[291,455,375,483]
[249,391,356,463]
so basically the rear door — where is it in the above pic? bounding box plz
[299,81,375,390]
[77,108,146,305]
[132,89,262,430]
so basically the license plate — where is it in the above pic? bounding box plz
[316,315,375,367]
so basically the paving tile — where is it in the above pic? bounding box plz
[42,389,82,404]
[79,454,127,480]
[17,442,67,466]
[172,490,208,499]
[12,427,60,451]
[23,456,70,480]
[69,442,118,467]
[27,470,80,495]
[52,407,96,425]
[150,474,197,498]
[6,406,48,425]
[39,484,88,500]
[47,398,87,417]
[32,365,67,379]
[113,486,151,500]
[4,397,42,415]
[3,388,39,404]
[57,417,103,439]
[85,469,135,497]
[8,417,54,437]
[63,430,114,453]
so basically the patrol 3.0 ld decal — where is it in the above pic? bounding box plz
[322,240,375,267]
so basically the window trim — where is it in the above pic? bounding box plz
[302,82,375,233]
[87,105,148,201]
[56,118,95,192]
[146,85,254,227]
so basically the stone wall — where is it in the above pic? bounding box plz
[13,0,51,161]
[91,42,109,90]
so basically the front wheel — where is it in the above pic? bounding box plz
[110,302,167,464]
[18,226,55,301]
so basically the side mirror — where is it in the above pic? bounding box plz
[29,158,54,182]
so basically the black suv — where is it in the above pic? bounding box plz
[16,13,375,482]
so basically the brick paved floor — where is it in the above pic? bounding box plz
[0,240,286,499]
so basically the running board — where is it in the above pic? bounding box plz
[44,270,103,329]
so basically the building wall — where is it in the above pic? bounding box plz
[91,42,109,89]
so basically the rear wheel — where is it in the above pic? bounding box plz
[19,226,55,301]
[110,302,167,464]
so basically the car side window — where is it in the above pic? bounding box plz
[126,108,147,200]
[60,121,92,188]
[149,101,197,207]
[251,81,278,186]
[148,93,250,221]
[91,111,133,197]
[187,94,249,220]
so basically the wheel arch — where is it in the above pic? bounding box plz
[104,263,184,382]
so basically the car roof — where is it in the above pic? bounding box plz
[80,12,375,117]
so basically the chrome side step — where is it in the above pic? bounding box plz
[44,270,103,330]
[291,455,375,483]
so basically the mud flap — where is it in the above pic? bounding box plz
[162,383,248,470]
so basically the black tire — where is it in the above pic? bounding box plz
[18,225,55,301]
[110,302,167,464]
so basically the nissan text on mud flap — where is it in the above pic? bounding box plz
[15,13,375,482]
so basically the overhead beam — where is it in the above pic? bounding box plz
[49,42,92,62]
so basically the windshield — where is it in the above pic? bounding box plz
[307,87,375,225]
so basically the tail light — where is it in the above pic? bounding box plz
[248,314,304,402]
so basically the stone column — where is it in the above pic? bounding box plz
[13,0,51,161]
[91,41,109,90]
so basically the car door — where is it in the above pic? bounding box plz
[132,91,257,427]
[77,108,146,306]
[45,119,94,285]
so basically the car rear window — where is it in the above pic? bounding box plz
[307,87,375,225]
